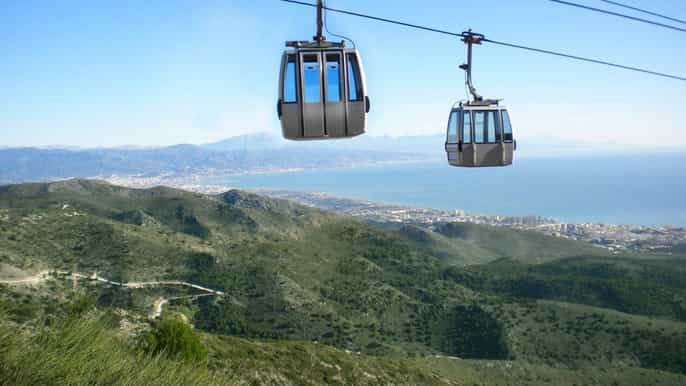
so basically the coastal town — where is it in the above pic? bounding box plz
[102,175,686,255]
[260,190,686,254]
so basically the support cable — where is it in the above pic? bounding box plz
[547,0,686,33]
[597,0,686,25]
[281,0,686,82]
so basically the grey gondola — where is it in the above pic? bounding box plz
[277,41,370,140]
[445,31,516,167]
[445,101,515,167]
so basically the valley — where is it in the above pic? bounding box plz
[1,179,685,385]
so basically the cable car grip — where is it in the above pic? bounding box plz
[314,0,326,43]
[460,30,485,103]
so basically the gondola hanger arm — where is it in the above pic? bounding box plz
[314,0,325,43]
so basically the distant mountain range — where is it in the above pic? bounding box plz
[201,132,287,151]
[0,133,434,184]
[199,131,447,154]
[199,132,686,158]
[3,131,684,185]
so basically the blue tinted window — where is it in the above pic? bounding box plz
[284,55,297,103]
[474,112,485,143]
[303,55,321,103]
[486,111,497,143]
[501,110,513,141]
[462,111,472,143]
[474,110,498,143]
[347,53,362,101]
[447,111,459,143]
[326,54,341,102]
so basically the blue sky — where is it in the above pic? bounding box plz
[1,0,685,148]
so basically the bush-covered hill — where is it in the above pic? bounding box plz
[1,179,685,385]
[446,256,686,322]
[397,223,606,265]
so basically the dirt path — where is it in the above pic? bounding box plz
[0,270,50,285]
[1,269,223,319]
[123,280,224,295]
[68,273,224,319]
[150,293,217,319]
[150,297,169,319]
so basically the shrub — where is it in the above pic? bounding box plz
[141,317,208,363]
[67,293,96,317]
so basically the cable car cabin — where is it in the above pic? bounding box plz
[277,41,370,140]
[445,102,515,167]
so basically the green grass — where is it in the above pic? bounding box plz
[0,311,451,386]
[0,313,219,386]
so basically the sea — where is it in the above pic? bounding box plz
[203,152,686,227]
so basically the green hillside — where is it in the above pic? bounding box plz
[446,256,686,321]
[395,223,607,266]
[1,179,685,385]
[432,222,607,263]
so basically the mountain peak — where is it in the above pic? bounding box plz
[220,189,293,212]
[203,132,285,151]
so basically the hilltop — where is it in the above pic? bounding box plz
[1,179,685,385]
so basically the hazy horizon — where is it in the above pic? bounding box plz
[4,131,686,158]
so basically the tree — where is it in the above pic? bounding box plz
[141,317,208,363]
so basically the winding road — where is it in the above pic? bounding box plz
[0,270,50,285]
[1,269,223,319]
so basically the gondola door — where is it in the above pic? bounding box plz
[472,110,501,166]
[300,52,325,138]
[324,52,346,137]
[459,109,475,166]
